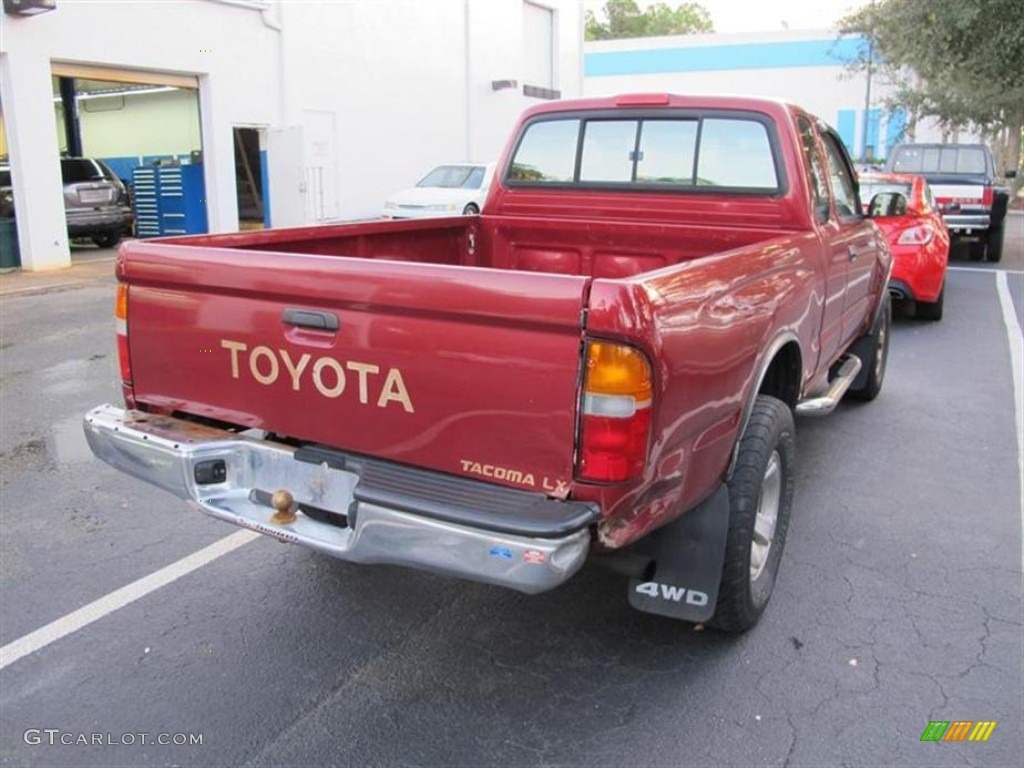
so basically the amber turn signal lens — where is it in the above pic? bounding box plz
[584,341,653,401]
[115,283,128,321]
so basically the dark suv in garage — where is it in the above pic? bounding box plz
[61,157,134,248]
[2,158,135,250]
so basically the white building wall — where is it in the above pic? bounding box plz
[0,0,582,270]
[280,0,583,220]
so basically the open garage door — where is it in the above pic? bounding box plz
[0,100,17,270]
[50,63,205,249]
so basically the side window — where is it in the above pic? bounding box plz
[821,134,860,218]
[923,183,936,211]
[797,117,830,218]
[462,167,485,189]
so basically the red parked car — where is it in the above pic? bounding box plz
[861,172,950,320]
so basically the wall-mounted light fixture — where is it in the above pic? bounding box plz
[3,0,56,16]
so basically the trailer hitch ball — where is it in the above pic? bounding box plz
[270,489,297,525]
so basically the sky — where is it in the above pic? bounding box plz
[584,0,873,35]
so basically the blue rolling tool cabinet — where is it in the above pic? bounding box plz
[132,164,208,238]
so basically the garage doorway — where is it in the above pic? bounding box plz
[233,127,266,230]
[0,99,17,271]
[50,63,203,252]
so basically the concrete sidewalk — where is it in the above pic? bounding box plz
[0,253,117,299]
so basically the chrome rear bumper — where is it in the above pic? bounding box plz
[83,405,596,594]
[943,213,990,233]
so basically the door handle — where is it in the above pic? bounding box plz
[281,308,339,331]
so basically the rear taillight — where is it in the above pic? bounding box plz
[982,186,994,207]
[115,282,132,385]
[577,341,653,483]
[897,224,935,246]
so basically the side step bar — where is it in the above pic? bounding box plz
[795,356,863,416]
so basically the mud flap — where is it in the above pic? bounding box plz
[850,288,890,391]
[627,484,730,622]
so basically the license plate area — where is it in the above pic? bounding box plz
[79,189,111,204]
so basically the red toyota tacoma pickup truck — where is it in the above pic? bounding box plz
[85,95,892,632]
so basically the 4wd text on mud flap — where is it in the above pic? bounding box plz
[635,582,709,606]
[220,339,414,413]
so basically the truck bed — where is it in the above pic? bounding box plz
[161,211,790,278]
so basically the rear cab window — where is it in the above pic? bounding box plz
[507,110,784,193]
[891,147,987,175]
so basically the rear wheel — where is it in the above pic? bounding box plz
[462,203,480,216]
[848,294,891,401]
[709,395,796,633]
[917,285,944,322]
[986,226,1004,263]
[92,232,122,249]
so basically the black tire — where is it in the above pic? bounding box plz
[986,226,1004,263]
[92,232,122,249]
[462,203,480,216]
[848,294,891,401]
[916,285,944,322]
[709,395,796,633]
[968,240,986,261]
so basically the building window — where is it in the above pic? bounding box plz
[523,2,558,98]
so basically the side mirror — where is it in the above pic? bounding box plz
[1005,169,1018,179]
[867,192,908,218]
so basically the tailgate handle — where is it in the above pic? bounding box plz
[282,308,339,331]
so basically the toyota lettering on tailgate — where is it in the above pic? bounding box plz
[219,339,415,412]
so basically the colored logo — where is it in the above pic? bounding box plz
[523,550,546,565]
[488,546,513,560]
[920,721,996,742]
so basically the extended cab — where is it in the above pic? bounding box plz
[885,142,1016,262]
[85,95,892,632]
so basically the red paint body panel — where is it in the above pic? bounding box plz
[118,95,890,550]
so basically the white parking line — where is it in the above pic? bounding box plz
[0,530,259,671]
[995,271,1024,566]
[947,266,1024,274]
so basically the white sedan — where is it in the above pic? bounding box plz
[382,163,495,219]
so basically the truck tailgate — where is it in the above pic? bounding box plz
[122,243,588,494]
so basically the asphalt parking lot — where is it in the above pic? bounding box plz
[1,217,1022,767]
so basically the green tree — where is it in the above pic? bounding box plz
[839,0,1023,185]
[585,0,714,41]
